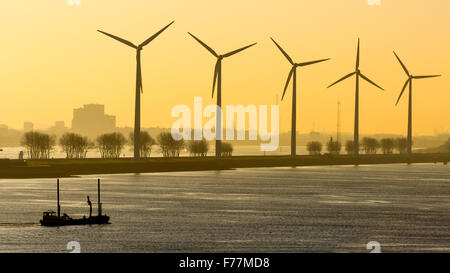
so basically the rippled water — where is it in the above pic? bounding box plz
[0,164,449,253]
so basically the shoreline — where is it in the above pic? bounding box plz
[0,153,449,179]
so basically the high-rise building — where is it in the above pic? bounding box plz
[48,121,68,136]
[72,104,116,139]
[24,122,34,132]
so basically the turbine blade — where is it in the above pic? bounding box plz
[270,38,294,65]
[281,68,294,101]
[359,73,384,90]
[396,79,410,106]
[97,30,138,49]
[298,58,330,67]
[413,75,441,79]
[393,51,409,76]
[356,38,360,70]
[140,21,175,47]
[223,43,257,58]
[212,61,220,98]
[188,32,218,57]
[327,72,356,88]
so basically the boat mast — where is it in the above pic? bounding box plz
[98,178,102,216]
[57,178,60,219]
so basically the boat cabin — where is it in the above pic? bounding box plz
[43,211,57,218]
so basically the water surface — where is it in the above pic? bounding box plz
[0,164,449,253]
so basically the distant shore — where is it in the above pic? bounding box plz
[0,153,449,179]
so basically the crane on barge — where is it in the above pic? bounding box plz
[40,178,110,226]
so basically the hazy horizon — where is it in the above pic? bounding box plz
[1,121,450,137]
[0,0,449,135]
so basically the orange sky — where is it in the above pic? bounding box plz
[0,0,448,135]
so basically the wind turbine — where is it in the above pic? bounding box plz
[327,38,384,155]
[270,38,330,158]
[188,32,257,157]
[393,51,441,154]
[98,21,175,159]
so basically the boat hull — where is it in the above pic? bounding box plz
[40,215,110,227]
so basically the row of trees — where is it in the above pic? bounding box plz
[21,131,234,159]
[186,138,233,157]
[24,131,447,159]
[307,137,411,155]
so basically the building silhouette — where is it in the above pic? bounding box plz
[24,122,34,132]
[72,104,116,139]
[48,121,69,136]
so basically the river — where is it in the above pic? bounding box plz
[0,164,449,253]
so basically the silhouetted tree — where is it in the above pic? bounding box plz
[443,138,450,153]
[363,138,377,154]
[221,142,233,157]
[395,138,409,154]
[380,138,395,155]
[307,141,322,155]
[60,133,91,159]
[21,132,39,159]
[40,134,55,159]
[327,137,341,155]
[188,138,209,157]
[157,132,185,157]
[21,132,55,159]
[362,137,380,154]
[97,132,127,158]
[129,131,156,158]
[345,140,355,155]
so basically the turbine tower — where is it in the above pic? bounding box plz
[393,51,441,154]
[98,21,175,159]
[188,32,256,157]
[327,38,384,155]
[271,38,330,158]
[337,100,342,144]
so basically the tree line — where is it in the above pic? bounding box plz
[20,131,450,159]
[307,137,418,155]
[21,131,233,159]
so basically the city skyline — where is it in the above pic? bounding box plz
[0,0,449,135]
[0,100,449,136]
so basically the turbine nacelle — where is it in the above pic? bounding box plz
[328,39,383,91]
[98,21,175,51]
[270,37,329,101]
[188,32,256,99]
[98,21,175,96]
[393,51,441,105]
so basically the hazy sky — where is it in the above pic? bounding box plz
[0,0,448,135]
